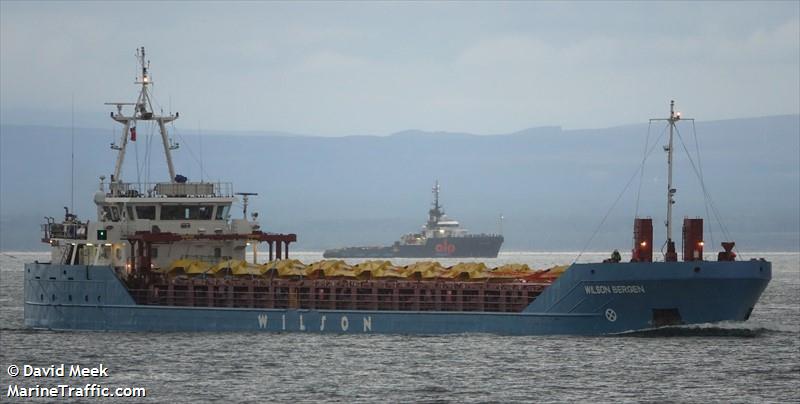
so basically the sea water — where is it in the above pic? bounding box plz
[1,252,798,403]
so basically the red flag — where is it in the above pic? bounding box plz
[130,127,137,141]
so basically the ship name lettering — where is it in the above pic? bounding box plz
[363,316,372,332]
[611,285,646,294]
[320,315,326,331]
[585,285,646,295]
[258,314,268,329]
[282,314,286,330]
[584,285,612,294]
[341,316,349,331]
[299,314,306,331]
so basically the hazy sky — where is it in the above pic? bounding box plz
[1,1,798,135]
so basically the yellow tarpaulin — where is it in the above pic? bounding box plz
[442,262,489,279]
[226,261,267,276]
[490,263,533,278]
[164,259,214,276]
[353,260,404,278]
[265,259,307,277]
[161,258,570,281]
[403,261,446,278]
[523,265,570,282]
[305,260,356,277]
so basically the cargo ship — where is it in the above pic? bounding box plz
[24,49,771,335]
[322,181,504,258]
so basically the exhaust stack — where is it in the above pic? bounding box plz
[682,218,704,261]
[632,218,653,262]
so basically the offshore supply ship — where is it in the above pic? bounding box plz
[24,49,771,335]
[322,182,504,258]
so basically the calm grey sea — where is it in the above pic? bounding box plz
[1,252,798,403]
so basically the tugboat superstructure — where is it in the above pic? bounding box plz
[323,181,504,258]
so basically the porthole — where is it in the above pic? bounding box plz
[63,270,67,275]
[51,294,55,301]
[97,296,101,302]
[693,267,701,273]
[85,295,89,302]
[68,295,72,302]
[40,294,43,301]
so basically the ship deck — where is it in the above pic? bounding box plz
[132,276,550,313]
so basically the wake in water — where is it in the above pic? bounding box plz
[617,322,796,338]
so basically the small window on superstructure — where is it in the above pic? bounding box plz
[215,205,231,220]
[161,205,214,220]
[126,206,135,220]
[110,206,121,221]
[161,205,184,220]
[100,245,111,259]
[152,247,158,258]
[102,206,121,222]
[135,206,156,220]
[192,206,213,220]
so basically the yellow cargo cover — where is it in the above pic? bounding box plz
[403,261,447,278]
[353,260,404,278]
[442,262,489,279]
[304,260,354,277]
[264,259,307,277]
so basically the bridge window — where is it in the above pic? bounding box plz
[215,205,231,220]
[102,206,121,222]
[135,206,156,220]
[161,205,213,220]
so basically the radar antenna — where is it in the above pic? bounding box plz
[235,192,259,219]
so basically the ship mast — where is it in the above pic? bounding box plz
[106,47,179,183]
[427,180,444,228]
[650,100,692,261]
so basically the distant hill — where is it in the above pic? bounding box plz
[1,115,798,253]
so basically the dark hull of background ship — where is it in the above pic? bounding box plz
[323,235,504,258]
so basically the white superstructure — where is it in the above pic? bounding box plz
[42,47,294,276]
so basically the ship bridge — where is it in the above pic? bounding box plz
[40,47,297,275]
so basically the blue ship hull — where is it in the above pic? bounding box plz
[23,260,770,335]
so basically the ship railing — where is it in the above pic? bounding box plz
[126,279,547,313]
[105,181,234,198]
[458,233,503,238]
[180,255,234,264]
[41,221,88,241]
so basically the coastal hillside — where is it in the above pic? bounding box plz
[1,114,798,252]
